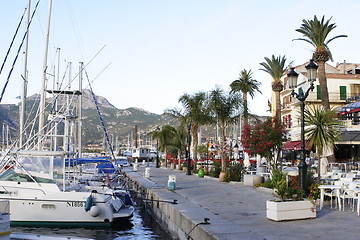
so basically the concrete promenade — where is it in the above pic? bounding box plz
[125,164,360,240]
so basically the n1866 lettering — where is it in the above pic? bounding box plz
[67,201,85,207]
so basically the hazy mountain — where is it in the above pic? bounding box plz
[0,90,268,148]
[0,90,176,147]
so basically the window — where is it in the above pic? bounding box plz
[350,84,360,97]
[340,86,347,100]
[316,85,321,100]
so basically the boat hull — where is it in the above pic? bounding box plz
[0,180,132,227]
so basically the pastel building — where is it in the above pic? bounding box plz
[279,61,360,162]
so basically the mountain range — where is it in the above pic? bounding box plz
[0,90,268,149]
[0,89,176,148]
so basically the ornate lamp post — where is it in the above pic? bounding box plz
[155,126,160,168]
[186,124,192,175]
[287,59,318,191]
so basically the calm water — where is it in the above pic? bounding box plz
[11,203,173,240]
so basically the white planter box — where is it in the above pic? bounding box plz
[243,174,263,186]
[266,200,316,221]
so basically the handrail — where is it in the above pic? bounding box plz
[0,185,46,195]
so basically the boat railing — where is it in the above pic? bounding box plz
[0,185,47,196]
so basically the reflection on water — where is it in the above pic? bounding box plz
[11,204,173,240]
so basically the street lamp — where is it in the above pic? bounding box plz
[186,124,192,175]
[156,126,160,168]
[287,59,318,192]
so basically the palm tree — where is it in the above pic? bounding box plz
[230,69,261,126]
[304,105,343,181]
[209,86,241,172]
[294,15,347,110]
[172,123,187,168]
[165,92,210,168]
[148,125,177,167]
[259,55,287,117]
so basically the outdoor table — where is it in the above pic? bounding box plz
[318,184,342,211]
[322,178,339,185]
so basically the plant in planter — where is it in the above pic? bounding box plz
[266,170,316,221]
[224,162,245,182]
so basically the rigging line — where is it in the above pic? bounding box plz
[58,45,107,93]
[84,62,112,89]
[0,7,27,77]
[65,0,86,60]
[83,67,116,161]
[0,0,41,103]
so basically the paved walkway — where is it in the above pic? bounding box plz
[125,164,360,240]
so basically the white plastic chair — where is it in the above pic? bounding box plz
[323,181,342,209]
[340,182,358,212]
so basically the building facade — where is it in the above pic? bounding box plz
[279,61,360,162]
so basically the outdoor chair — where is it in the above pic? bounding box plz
[339,182,359,212]
[324,180,342,209]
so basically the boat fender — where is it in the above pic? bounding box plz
[85,195,93,212]
[89,205,101,217]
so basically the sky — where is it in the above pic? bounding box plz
[0,0,359,116]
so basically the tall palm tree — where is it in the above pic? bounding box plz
[304,105,343,181]
[230,69,261,126]
[209,86,241,172]
[294,15,347,110]
[148,125,177,167]
[165,92,210,168]
[259,55,287,117]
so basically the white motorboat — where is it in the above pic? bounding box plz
[0,0,134,228]
[0,167,133,227]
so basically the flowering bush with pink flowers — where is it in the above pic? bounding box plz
[241,114,286,169]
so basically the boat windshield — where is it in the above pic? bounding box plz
[17,155,63,180]
[0,169,56,184]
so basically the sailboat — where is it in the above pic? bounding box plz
[0,0,134,227]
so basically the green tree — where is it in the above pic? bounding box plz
[172,123,187,167]
[259,55,287,117]
[304,105,343,181]
[165,92,210,168]
[209,86,241,172]
[148,125,176,167]
[294,15,347,110]
[241,114,285,170]
[230,69,261,126]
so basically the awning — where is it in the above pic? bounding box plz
[282,141,309,151]
[336,101,360,115]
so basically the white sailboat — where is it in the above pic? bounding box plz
[0,0,134,227]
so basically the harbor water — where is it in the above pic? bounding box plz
[11,201,173,240]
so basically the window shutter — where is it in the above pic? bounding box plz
[340,86,347,100]
[316,85,321,100]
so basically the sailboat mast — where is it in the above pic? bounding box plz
[78,62,83,158]
[19,0,31,147]
[53,47,60,151]
[38,0,52,149]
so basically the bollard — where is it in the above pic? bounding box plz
[133,163,138,172]
[168,175,176,190]
[142,160,146,165]
[145,167,150,178]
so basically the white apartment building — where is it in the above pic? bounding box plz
[280,61,360,162]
